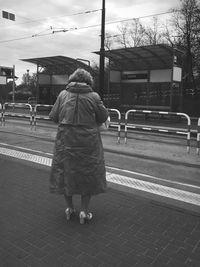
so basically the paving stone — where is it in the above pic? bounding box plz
[1,157,200,267]
[22,255,44,267]
[167,258,189,267]
[186,258,200,267]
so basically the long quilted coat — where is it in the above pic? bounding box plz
[49,82,108,196]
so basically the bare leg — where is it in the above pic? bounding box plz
[81,194,91,213]
[64,194,74,209]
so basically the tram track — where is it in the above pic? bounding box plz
[1,117,197,148]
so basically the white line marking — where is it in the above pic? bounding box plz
[0,146,200,206]
[107,166,200,190]
[0,142,52,156]
[106,173,200,206]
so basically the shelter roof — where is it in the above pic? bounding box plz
[94,44,184,71]
[21,55,94,74]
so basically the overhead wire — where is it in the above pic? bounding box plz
[0,10,176,44]
[0,8,101,28]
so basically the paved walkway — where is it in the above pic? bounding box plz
[0,122,200,266]
[0,156,200,267]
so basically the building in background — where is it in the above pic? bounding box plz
[21,56,95,104]
[0,66,16,103]
[95,44,184,112]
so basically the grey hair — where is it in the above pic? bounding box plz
[68,68,94,87]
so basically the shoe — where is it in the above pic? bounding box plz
[65,208,75,221]
[79,211,93,224]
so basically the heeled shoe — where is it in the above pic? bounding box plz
[79,211,93,224]
[65,208,76,221]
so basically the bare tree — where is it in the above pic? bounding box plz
[128,19,147,46]
[116,22,130,47]
[171,0,200,95]
[112,17,167,48]
[143,16,169,45]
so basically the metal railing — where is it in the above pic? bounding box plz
[197,117,200,155]
[33,104,53,130]
[108,108,121,143]
[2,102,33,129]
[2,103,198,155]
[0,103,2,126]
[125,109,191,153]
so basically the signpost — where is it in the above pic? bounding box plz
[99,0,105,100]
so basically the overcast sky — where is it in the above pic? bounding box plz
[0,0,180,83]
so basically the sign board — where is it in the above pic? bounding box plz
[0,66,13,78]
[0,76,7,85]
[150,69,171,82]
[38,74,50,84]
[121,71,148,83]
[110,70,121,83]
[52,75,68,85]
[38,74,69,85]
[2,10,15,21]
[173,67,182,82]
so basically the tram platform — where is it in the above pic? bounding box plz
[0,154,200,267]
[0,120,200,267]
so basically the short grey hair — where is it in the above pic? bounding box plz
[68,68,94,87]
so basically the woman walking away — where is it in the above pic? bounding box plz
[49,68,108,224]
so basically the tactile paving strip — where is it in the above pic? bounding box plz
[0,146,200,207]
[0,146,51,166]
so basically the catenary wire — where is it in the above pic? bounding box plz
[0,10,175,44]
[0,9,101,28]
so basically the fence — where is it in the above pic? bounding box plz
[125,109,191,153]
[197,117,200,155]
[1,103,33,128]
[1,103,199,154]
[107,108,121,143]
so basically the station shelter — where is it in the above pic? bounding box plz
[21,56,95,104]
[95,44,184,112]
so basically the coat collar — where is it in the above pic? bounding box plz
[66,82,93,93]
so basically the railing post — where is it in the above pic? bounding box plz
[108,108,121,143]
[33,104,53,131]
[34,105,38,131]
[2,103,6,126]
[197,118,200,155]
[25,103,33,130]
[177,113,191,153]
[0,103,2,126]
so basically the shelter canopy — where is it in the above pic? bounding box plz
[94,44,183,71]
[21,55,94,74]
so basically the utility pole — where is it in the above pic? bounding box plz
[99,0,105,100]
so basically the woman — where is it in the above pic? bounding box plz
[49,68,108,224]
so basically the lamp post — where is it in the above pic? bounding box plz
[99,0,105,100]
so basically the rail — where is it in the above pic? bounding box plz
[125,109,191,153]
[2,103,33,129]
[33,104,53,130]
[197,117,200,155]
[107,108,121,143]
